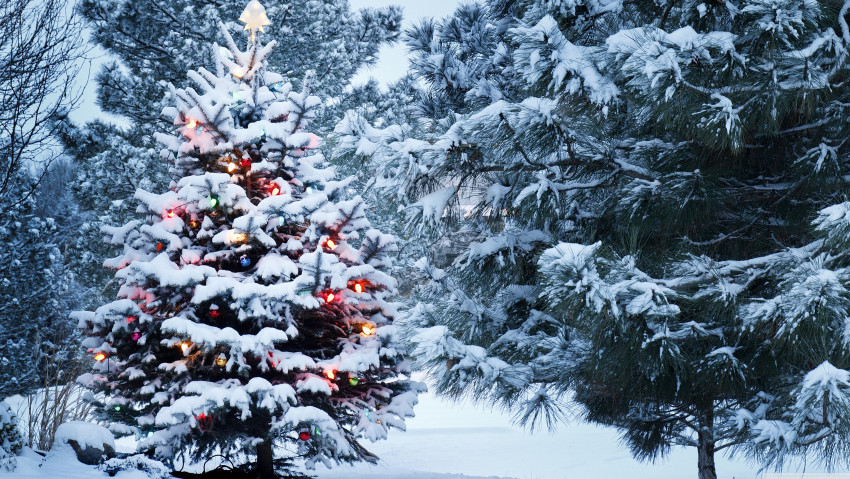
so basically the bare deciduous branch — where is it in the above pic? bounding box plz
[0,0,89,212]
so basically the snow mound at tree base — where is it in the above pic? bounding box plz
[5,448,150,479]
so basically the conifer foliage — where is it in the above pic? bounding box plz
[77,4,420,476]
[337,1,850,478]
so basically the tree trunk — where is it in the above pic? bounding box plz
[697,407,718,479]
[256,440,275,479]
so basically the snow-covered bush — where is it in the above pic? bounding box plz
[100,455,171,479]
[0,403,23,471]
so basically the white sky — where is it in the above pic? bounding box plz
[70,0,461,124]
[349,0,461,85]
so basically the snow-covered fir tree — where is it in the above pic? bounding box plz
[77,4,421,477]
[0,167,81,398]
[57,0,404,311]
[336,1,850,478]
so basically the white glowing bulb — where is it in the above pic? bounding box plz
[239,0,271,41]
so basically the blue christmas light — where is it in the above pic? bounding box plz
[240,256,251,267]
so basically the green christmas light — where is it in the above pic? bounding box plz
[209,195,220,209]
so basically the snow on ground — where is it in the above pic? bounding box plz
[315,390,849,479]
[4,448,150,479]
[4,389,849,479]
[313,391,753,479]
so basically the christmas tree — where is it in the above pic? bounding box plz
[76,3,421,477]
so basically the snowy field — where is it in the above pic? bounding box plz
[314,391,762,479]
[5,389,848,479]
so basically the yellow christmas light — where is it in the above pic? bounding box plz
[227,162,238,173]
[180,341,192,355]
[361,325,373,336]
[239,0,271,42]
[227,230,248,244]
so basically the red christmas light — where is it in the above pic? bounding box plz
[326,239,336,249]
[94,353,106,362]
[166,209,175,218]
[209,309,221,319]
[156,242,164,252]
[325,370,336,380]
[354,283,363,294]
[240,157,251,168]
[195,413,213,432]
[299,430,311,441]
[270,185,281,196]
[325,292,335,303]
[131,331,141,341]
[127,316,137,323]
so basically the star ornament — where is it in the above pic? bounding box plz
[239,0,271,41]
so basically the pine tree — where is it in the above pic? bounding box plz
[77,4,421,476]
[336,1,850,478]
[0,167,81,398]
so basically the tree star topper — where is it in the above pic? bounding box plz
[239,0,271,42]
